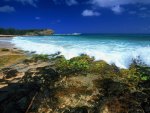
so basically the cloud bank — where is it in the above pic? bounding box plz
[52,0,78,6]
[0,5,15,12]
[3,0,150,17]
[5,0,38,7]
[82,9,100,16]
[111,5,124,14]
[90,0,150,7]
[35,16,40,20]
[89,0,150,13]
[5,0,78,6]
[65,0,78,6]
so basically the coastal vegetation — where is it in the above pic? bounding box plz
[31,54,50,61]
[0,28,54,36]
[0,50,150,113]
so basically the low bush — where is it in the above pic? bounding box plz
[89,60,110,73]
[55,54,94,75]
[55,54,122,77]
[31,54,150,83]
[31,54,50,61]
[133,65,150,81]
[127,60,150,84]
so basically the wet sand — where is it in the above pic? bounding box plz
[0,35,16,37]
[0,37,15,49]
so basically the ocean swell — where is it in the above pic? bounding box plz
[11,36,150,69]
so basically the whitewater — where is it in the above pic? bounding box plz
[11,35,150,68]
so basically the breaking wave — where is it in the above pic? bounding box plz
[11,36,150,68]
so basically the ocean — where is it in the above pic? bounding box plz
[11,34,150,68]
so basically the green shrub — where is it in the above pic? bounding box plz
[55,54,94,75]
[135,65,150,81]
[89,61,121,78]
[70,54,94,63]
[55,54,122,77]
[128,61,150,83]
[89,60,110,73]
[31,54,50,61]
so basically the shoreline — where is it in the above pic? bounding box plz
[0,35,16,38]
[0,37,15,49]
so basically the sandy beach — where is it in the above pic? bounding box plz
[0,37,15,49]
[0,35,16,37]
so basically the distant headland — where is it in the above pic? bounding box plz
[0,28,54,37]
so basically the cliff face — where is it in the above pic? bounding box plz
[25,29,54,36]
[39,29,54,35]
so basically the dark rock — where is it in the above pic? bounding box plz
[0,93,10,103]
[142,89,150,96]
[0,61,60,113]
[94,78,129,97]
[0,83,40,113]
[23,66,59,85]
[138,80,150,88]
[93,78,149,113]
[2,68,18,79]
[3,102,18,113]
[22,59,33,65]
[131,91,148,102]
[36,66,59,80]
[31,51,36,54]
[1,48,10,52]
[64,107,88,113]
[17,97,28,110]
[141,102,150,113]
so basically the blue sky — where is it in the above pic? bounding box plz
[0,0,150,33]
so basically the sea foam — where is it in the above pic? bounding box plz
[11,36,150,69]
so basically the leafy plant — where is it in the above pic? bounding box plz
[135,65,150,81]
[31,54,50,61]
[55,54,94,75]
[129,59,150,82]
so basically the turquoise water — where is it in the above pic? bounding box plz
[11,34,150,68]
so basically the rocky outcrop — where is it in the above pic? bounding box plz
[0,54,150,113]
[25,29,54,36]
[2,68,18,79]
[92,78,150,113]
[0,59,59,113]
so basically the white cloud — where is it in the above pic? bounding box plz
[129,11,136,15]
[53,0,78,6]
[5,0,77,7]
[111,5,124,14]
[139,7,147,11]
[89,0,150,14]
[0,5,15,13]
[138,13,150,18]
[5,0,38,7]
[18,0,38,7]
[35,16,40,20]
[82,9,100,16]
[66,0,78,6]
[90,0,150,8]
